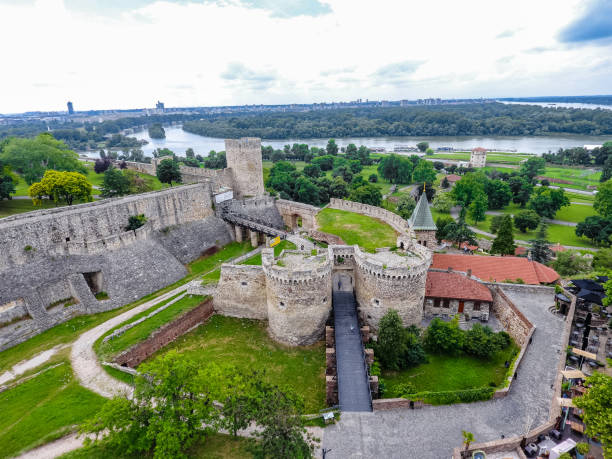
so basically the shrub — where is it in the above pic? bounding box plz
[423,316,464,355]
[375,310,426,370]
[551,251,592,276]
[125,214,147,231]
[407,387,495,405]
[368,173,378,183]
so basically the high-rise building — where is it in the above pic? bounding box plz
[156,101,165,111]
[67,101,74,115]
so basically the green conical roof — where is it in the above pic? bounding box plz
[408,192,437,231]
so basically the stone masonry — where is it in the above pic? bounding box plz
[225,137,265,199]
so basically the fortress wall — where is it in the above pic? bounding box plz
[0,184,213,270]
[328,198,411,235]
[353,247,430,330]
[225,138,264,198]
[179,166,234,191]
[226,196,285,229]
[275,199,319,230]
[488,285,534,347]
[115,160,156,175]
[263,254,333,346]
[214,265,268,320]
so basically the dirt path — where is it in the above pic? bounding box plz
[0,345,67,386]
[15,433,87,459]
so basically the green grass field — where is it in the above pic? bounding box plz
[240,239,296,265]
[147,315,326,413]
[316,208,397,252]
[538,166,601,190]
[187,241,253,274]
[0,362,105,459]
[383,344,518,396]
[429,152,533,165]
[96,294,206,362]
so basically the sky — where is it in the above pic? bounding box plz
[0,0,611,113]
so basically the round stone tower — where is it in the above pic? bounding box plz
[354,246,431,330]
[262,248,332,346]
[225,137,265,199]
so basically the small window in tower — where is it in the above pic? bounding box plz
[241,281,248,286]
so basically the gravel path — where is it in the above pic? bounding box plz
[15,433,88,459]
[0,345,67,385]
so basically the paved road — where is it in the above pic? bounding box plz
[333,289,372,412]
[323,288,565,458]
[485,210,577,227]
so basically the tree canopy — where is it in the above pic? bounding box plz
[156,158,182,186]
[28,170,92,206]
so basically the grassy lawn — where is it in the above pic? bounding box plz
[0,199,64,218]
[429,152,532,165]
[383,344,519,396]
[540,166,601,190]
[82,163,166,192]
[148,315,326,413]
[240,239,296,265]
[555,204,596,223]
[188,241,253,274]
[316,207,397,252]
[0,362,105,459]
[565,192,595,203]
[96,294,207,362]
[59,433,253,459]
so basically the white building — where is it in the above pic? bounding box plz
[469,147,487,168]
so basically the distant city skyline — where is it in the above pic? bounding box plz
[0,0,611,113]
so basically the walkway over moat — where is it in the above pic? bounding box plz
[333,288,372,412]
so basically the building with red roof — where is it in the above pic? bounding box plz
[431,253,559,285]
[424,270,493,320]
[443,174,462,187]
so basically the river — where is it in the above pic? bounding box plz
[98,126,612,157]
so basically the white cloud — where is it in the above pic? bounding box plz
[0,0,610,113]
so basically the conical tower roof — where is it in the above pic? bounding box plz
[408,191,437,231]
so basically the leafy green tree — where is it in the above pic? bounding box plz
[519,157,545,180]
[156,158,182,186]
[513,209,541,232]
[368,173,378,183]
[125,214,147,231]
[0,160,16,200]
[463,324,508,359]
[412,160,437,184]
[573,373,612,458]
[441,176,450,188]
[101,167,130,198]
[349,183,382,206]
[508,175,533,207]
[601,156,612,183]
[356,145,372,165]
[484,179,512,209]
[332,164,354,184]
[551,251,592,276]
[468,193,488,224]
[594,179,612,217]
[80,352,223,459]
[124,170,153,194]
[311,155,334,171]
[490,215,515,255]
[29,170,92,206]
[575,216,612,245]
[377,154,413,184]
[203,151,226,169]
[294,176,320,205]
[445,220,477,246]
[425,147,434,156]
[329,177,349,198]
[416,141,429,152]
[220,369,258,438]
[303,164,322,178]
[345,143,358,160]
[1,133,86,184]
[266,161,297,197]
[489,214,504,234]
[395,194,416,219]
[593,247,612,270]
[185,148,195,158]
[424,316,464,355]
[326,139,338,156]
[375,310,408,370]
[530,223,553,264]
[451,172,487,208]
[462,431,475,454]
[432,192,454,213]
[435,216,455,242]
[152,147,174,158]
[528,187,570,219]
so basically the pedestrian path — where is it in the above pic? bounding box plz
[333,289,372,412]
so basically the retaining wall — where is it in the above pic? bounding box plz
[214,265,268,320]
[488,285,535,347]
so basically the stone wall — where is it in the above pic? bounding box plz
[263,249,333,345]
[214,265,268,319]
[309,230,345,246]
[115,160,156,175]
[225,138,264,198]
[275,199,319,230]
[424,298,490,321]
[328,198,410,236]
[488,285,535,346]
[225,196,285,230]
[414,229,437,249]
[114,297,214,368]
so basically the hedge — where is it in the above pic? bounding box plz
[405,387,495,405]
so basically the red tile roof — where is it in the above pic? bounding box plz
[551,243,566,252]
[515,246,528,256]
[472,147,487,152]
[426,271,493,302]
[431,253,560,285]
[445,174,462,182]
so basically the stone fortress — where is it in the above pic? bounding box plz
[0,136,505,352]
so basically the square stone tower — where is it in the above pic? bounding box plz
[225,137,265,198]
[469,147,487,168]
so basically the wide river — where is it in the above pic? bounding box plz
[117,126,612,157]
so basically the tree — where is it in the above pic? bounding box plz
[94,158,112,174]
[451,172,487,208]
[377,154,413,184]
[508,175,533,207]
[425,147,434,156]
[551,251,592,276]
[463,324,508,359]
[489,214,504,234]
[433,161,444,170]
[396,194,416,219]
[435,216,455,242]
[412,160,437,184]
[0,160,16,200]
[303,164,322,178]
[368,173,378,183]
[528,187,569,219]
[311,155,334,171]
[331,163,354,184]
[513,209,541,232]
[441,176,450,188]
[101,167,130,198]
[125,214,147,231]
[1,133,86,184]
[468,193,488,224]
[575,216,612,245]
[185,148,195,158]
[220,369,258,438]
[432,192,454,213]
[326,138,338,156]
[424,316,464,355]
[490,215,515,255]
[294,176,320,205]
[349,184,382,206]
[416,141,429,152]
[484,179,512,209]
[594,179,612,217]
[519,157,545,180]
[345,143,358,160]
[28,170,92,206]
[462,430,475,455]
[593,247,612,270]
[530,223,553,264]
[329,177,349,199]
[156,158,182,186]
[375,310,408,371]
[80,352,224,458]
[124,170,153,194]
[444,220,477,246]
[573,373,612,458]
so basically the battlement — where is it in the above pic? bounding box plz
[263,249,333,284]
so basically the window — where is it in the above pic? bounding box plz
[443,299,450,308]
[423,240,427,247]
[473,302,481,311]
[434,298,441,308]
[241,281,247,286]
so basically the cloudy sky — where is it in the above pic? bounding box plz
[0,0,611,113]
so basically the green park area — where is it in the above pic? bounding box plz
[429,151,534,165]
[316,208,397,252]
[147,314,326,413]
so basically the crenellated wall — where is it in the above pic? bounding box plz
[329,198,411,236]
[263,249,333,345]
